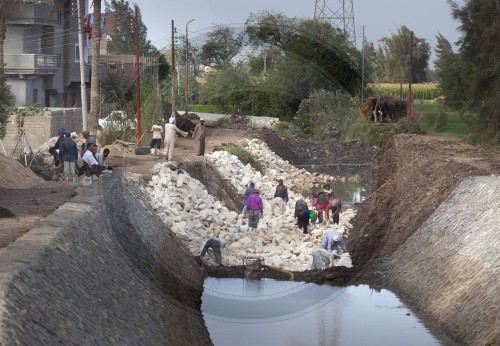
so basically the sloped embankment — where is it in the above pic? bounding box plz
[349,134,499,345]
[0,175,211,345]
[388,176,499,345]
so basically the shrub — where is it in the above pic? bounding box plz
[293,89,357,140]
[224,145,265,174]
[390,118,426,135]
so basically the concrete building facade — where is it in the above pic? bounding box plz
[4,0,90,107]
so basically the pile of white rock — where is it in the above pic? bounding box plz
[142,139,355,271]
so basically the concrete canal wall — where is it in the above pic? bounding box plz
[0,176,211,345]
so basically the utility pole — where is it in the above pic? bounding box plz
[76,0,88,130]
[264,49,267,76]
[407,30,414,119]
[360,25,365,105]
[171,20,176,116]
[185,19,194,115]
[135,6,141,142]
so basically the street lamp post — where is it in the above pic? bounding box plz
[185,19,195,115]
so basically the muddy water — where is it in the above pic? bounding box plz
[202,278,453,346]
[302,181,364,205]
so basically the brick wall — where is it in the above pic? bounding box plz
[1,108,82,154]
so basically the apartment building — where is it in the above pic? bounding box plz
[4,0,90,107]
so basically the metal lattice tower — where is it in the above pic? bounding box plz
[314,0,356,46]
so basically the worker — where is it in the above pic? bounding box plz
[271,178,289,216]
[311,229,347,270]
[246,188,263,231]
[241,181,255,225]
[199,237,227,266]
[192,118,206,156]
[164,122,188,161]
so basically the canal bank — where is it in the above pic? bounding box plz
[0,175,211,345]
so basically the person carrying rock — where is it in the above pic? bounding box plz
[311,229,347,270]
[298,206,313,234]
[271,178,288,216]
[241,181,255,225]
[317,184,333,223]
[164,122,188,161]
[329,195,342,225]
[294,199,308,227]
[246,188,263,231]
[198,237,227,266]
[310,192,324,224]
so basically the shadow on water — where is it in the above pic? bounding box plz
[202,278,456,346]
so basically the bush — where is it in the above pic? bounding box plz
[224,145,265,174]
[433,111,448,132]
[390,118,426,135]
[293,89,357,140]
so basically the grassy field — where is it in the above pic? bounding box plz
[366,83,442,100]
[413,102,470,137]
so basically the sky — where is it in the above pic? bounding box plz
[122,0,463,65]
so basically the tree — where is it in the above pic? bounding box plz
[89,0,102,133]
[200,25,244,68]
[448,0,499,137]
[433,33,473,109]
[105,0,155,55]
[376,26,430,83]
[0,71,14,137]
[245,11,361,96]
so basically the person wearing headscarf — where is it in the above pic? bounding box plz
[164,121,188,161]
[168,114,176,125]
[241,181,255,225]
[192,118,206,156]
[246,188,263,231]
[199,237,227,266]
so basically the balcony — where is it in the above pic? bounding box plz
[4,53,59,76]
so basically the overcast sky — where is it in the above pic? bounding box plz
[120,0,462,64]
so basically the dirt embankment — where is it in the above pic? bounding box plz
[348,134,499,269]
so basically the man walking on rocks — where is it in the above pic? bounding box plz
[164,122,189,161]
[246,188,263,231]
[271,178,288,216]
[241,181,255,225]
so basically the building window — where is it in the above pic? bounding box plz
[33,88,38,104]
[75,44,80,62]
[109,62,116,70]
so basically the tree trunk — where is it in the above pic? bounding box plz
[88,0,101,133]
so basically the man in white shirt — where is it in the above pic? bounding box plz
[83,143,105,179]
[149,119,163,155]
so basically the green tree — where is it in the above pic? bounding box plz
[200,25,244,68]
[246,11,361,96]
[377,25,430,83]
[433,33,473,109]
[293,89,356,139]
[0,72,14,137]
[448,0,499,138]
[105,0,156,55]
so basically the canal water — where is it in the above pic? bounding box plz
[202,278,452,346]
[301,180,364,206]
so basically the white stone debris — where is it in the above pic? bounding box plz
[142,139,355,272]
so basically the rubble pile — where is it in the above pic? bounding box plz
[143,139,355,271]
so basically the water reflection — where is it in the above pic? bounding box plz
[202,278,450,346]
[302,181,364,205]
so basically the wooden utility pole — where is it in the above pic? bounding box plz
[135,6,141,142]
[407,30,414,119]
[185,19,194,115]
[88,0,101,133]
[171,20,176,117]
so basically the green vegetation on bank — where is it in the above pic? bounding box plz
[223,146,265,174]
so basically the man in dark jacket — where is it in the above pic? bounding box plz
[61,131,78,183]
